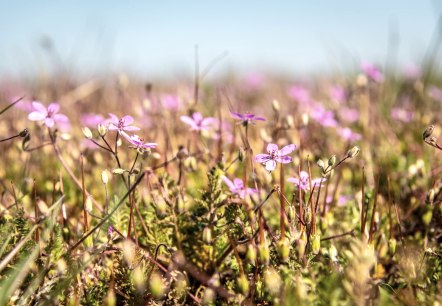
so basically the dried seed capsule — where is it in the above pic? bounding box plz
[423,125,434,140]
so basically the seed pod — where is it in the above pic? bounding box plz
[272,99,280,113]
[202,226,212,244]
[19,128,29,138]
[101,170,109,185]
[426,189,435,205]
[246,244,257,264]
[317,159,325,170]
[238,147,245,162]
[388,238,397,255]
[149,272,165,299]
[258,243,270,265]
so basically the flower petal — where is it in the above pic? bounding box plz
[276,156,292,163]
[31,101,47,114]
[230,111,244,120]
[254,154,271,163]
[47,103,60,114]
[45,117,55,128]
[123,126,141,131]
[221,175,236,191]
[122,115,134,125]
[279,144,296,156]
[265,160,276,171]
[267,143,278,153]
[233,178,244,190]
[54,114,69,123]
[28,112,45,121]
[192,112,203,122]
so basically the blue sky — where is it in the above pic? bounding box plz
[0,1,440,78]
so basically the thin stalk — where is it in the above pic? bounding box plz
[81,154,89,232]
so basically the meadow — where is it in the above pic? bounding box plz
[0,62,441,305]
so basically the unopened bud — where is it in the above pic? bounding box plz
[422,207,433,226]
[246,244,257,264]
[272,100,280,113]
[311,234,321,254]
[82,127,93,139]
[258,243,270,265]
[423,125,434,140]
[347,146,360,158]
[149,272,165,299]
[176,145,189,160]
[317,159,325,170]
[184,156,197,172]
[202,226,212,244]
[277,238,290,263]
[19,128,29,138]
[238,147,245,162]
[101,170,109,185]
[285,115,294,128]
[328,155,336,167]
[97,123,108,137]
[388,238,397,255]
[85,196,93,213]
[426,189,435,205]
[237,275,249,295]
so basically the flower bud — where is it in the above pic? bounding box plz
[82,127,93,139]
[388,238,397,255]
[176,145,189,160]
[149,272,165,299]
[311,234,321,254]
[202,226,212,244]
[277,238,290,263]
[272,99,280,113]
[85,196,93,213]
[237,275,249,295]
[258,243,270,265]
[426,189,435,205]
[101,170,109,185]
[246,244,257,264]
[184,156,197,172]
[423,125,434,140]
[422,207,433,226]
[347,146,360,158]
[285,115,294,128]
[238,147,245,162]
[328,155,336,167]
[19,128,29,138]
[317,159,325,170]
[97,123,108,137]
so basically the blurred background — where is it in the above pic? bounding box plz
[0,0,441,80]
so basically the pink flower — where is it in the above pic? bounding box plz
[230,111,265,126]
[28,101,69,128]
[361,61,384,83]
[221,175,257,199]
[80,113,106,127]
[337,127,362,142]
[339,107,359,123]
[122,133,157,150]
[288,171,325,191]
[329,85,347,103]
[254,143,296,171]
[311,106,337,127]
[108,113,140,133]
[180,112,215,131]
[427,86,442,103]
[161,94,181,111]
[390,108,413,123]
[288,85,312,105]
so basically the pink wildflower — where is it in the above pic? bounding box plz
[28,101,69,128]
[361,61,384,83]
[254,143,296,171]
[288,171,325,191]
[180,112,215,131]
[221,175,257,199]
[108,113,140,133]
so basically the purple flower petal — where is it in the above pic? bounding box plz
[54,114,69,123]
[265,160,276,171]
[233,178,244,189]
[266,143,278,154]
[47,103,60,114]
[28,111,45,121]
[32,102,47,114]
[123,126,141,131]
[254,154,271,163]
[279,144,296,156]
[276,156,292,164]
[221,175,236,190]
[122,115,134,125]
[230,111,244,120]
[45,117,55,128]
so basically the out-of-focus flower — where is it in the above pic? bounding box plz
[361,61,384,83]
[311,106,337,127]
[80,113,106,127]
[403,63,421,80]
[254,143,296,171]
[288,171,325,191]
[391,108,414,123]
[221,175,257,199]
[212,119,234,144]
[28,101,69,128]
[122,133,157,150]
[288,85,312,105]
[230,111,265,126]
[427,86,442,103]
[108,113,140,133]
[339,107,359,123]
[337,127,362,141]
[329,85,347,103]
[180,112,215,131]
[161,94,181,111]
[244,72,265,90]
